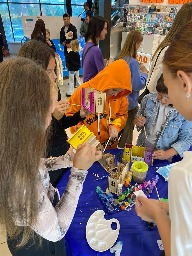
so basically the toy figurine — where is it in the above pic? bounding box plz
[81,87,106,114]
[123,143,132,161]
[81,88,106,135]
[144,147,153,165]
[123,144,154,164]
[131,145,146,162]
[110,241,123,256]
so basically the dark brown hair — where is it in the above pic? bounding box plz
[85,16,108,45]
[18,40,55,70]
[63,13,70,19]
[156,74,168,94]
[0,57,51,246]
[31,19,46,42]
[163,20,192,76]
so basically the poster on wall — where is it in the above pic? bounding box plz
[129,0,184,4]
[25,18,35,32]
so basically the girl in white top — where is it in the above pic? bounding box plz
[0,57,101,255]
[146,3,192,93]
[135,20,192,256]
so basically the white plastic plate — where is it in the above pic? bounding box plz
[86,210,120,252]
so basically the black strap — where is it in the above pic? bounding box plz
[153,47,165,68]
[147,47,166,86]
[82,44,96,66]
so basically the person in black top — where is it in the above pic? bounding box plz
[31,19,46,42]
[81,2,93,22]
[87,0,93,10]
[45,29,56,52]
[0,32,4,62]
[60,13,77,57]
[65,39,81,97]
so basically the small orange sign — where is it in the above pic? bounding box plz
[168,0,192,3]
[141,0,164,3]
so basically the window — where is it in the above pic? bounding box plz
[71,0,84,4]
[10,0,39,2]
[9,3,40,41]
[40,0,64,2]
[0,4,12,41]
[0,1,86,42]
[71,5,84,17]
[41,4,65,16]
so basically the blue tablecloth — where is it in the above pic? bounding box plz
[57,149,169,256]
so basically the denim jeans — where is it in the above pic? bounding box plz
[68,70,81,95]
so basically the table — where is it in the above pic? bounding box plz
[57,149,169,256]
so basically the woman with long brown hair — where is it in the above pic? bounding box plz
[0,57,101,255]
[116,30,148,147]
[31,18,46,42]
[135,20,192,256]
[18,40,89,188]
[82,16,108,82]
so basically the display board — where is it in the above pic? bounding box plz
[22,16,81,39]
[129,0,183,5]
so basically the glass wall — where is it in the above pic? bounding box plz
[0,0,114,42]
[41,4,65,16]
[0,4,12,41]
[71,0,84,18]
[9,3,40,41]
[0,0,85,42]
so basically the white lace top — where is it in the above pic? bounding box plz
[14,154,88,242]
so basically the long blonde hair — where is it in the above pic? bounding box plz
[0,57,51,247]
[153,3,192,60]
[71,39,80,52]
[117,30,143,59]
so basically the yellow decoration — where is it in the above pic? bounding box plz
[132,146,145,159]
[132,161,148,173]
[67,125,100,150]
[131,161,148,183]
[123,146,132,161]
[124,202,129,207]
